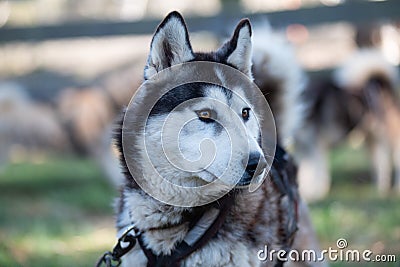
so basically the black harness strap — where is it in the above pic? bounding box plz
[96,226,140,267]
[138,192,235,267]
[97,144,299,267]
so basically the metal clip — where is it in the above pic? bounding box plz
[95,226,139,267]
[95,251,121,267]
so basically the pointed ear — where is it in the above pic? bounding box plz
[218,19,253,78]
[144,11,194,79]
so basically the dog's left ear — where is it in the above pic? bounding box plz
[218,19,253,78]
[144,11,195,79]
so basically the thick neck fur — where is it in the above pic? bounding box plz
[113,11,311,267]
[117,174,284,266]
[114,91,284,266]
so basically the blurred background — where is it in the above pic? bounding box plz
[0,0,399,266]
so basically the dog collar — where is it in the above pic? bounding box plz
[137,192,235,267]
[96,192,235,267]
[97,144,299,267]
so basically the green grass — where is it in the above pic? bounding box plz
[309,144,400,266]
[0,146,399,266]
[0,158,117,267]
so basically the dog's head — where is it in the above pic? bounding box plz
[121,12,274,206]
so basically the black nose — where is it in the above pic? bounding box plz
[238,152,267,186]
[246,153,267,176]
[245,153,260,176]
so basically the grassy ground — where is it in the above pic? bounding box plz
[0,158,117,267]
[310,144,400,266]
[0,146,399,266]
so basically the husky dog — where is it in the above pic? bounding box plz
[0,82,69,166]
[57,86,130,186]
[295,49,400,201]
[55,66,142,186]
[251,26,307,150]
[114,11,324,267]
[0,64,139,185]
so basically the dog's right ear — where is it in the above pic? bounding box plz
[217,19,253,78]
[144,11,195,79]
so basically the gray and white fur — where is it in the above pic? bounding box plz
[114,11,325,267]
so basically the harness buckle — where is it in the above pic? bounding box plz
[95,226,140,267]
[113,226,139,259]
[95,251,121,267]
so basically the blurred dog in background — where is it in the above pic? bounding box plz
[0,82,68,166]
[0,67,140,186]
[295,49,400,201]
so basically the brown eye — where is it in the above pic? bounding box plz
[242,108,250,121]
[197,109,214,122]
[198,110,211,119]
